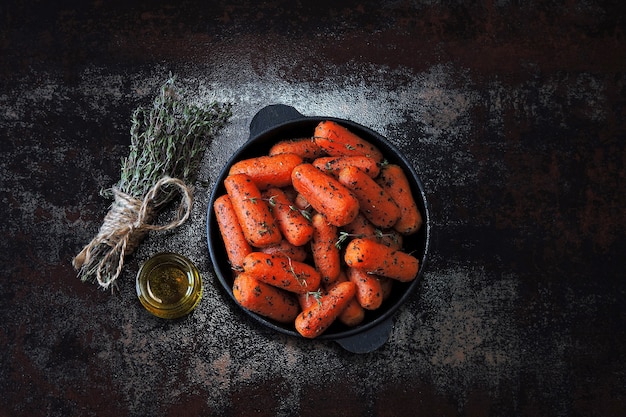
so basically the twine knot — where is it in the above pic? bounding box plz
[73,176,193,289]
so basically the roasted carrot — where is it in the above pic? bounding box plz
[310,213,341,286]
[312,155,380,178]
[213,194,253,271]
[376,163,423,235]
[291,163,360,227]
[378,229,403,250]
[337,295,366,327]
[224,173,282,248]
[313,120,384,163]
[281,186,298,202]
[297,289,323,311]
[338,165,401,229]
[242,252,321,294]
[260,239,308,262]
[294,193,311,211]
[328,271,365,327]
[378,276,394,301]
[346,267,383,310]
[343,238,419,282]
[269,137,326,160]
[228,153,303,190]
[295,281,357,338]
[263,187,314,247]
[342,213,403,250]
[233,272,299,323]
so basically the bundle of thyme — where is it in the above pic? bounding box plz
[73,77,231,289]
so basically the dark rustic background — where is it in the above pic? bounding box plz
[1,1,624,416]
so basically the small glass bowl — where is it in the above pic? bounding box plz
[136,252,203,319]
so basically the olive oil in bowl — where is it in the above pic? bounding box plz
[136,253,202,319]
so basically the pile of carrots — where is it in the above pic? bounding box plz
[213,120,423,338]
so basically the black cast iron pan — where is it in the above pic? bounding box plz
[206,104,431,353]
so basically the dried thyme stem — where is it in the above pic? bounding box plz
[75,76,232,287]
[115,77,231,207]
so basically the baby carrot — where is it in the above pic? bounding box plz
[378,276,394,301]
[328,271,365,327]
[346,267,383,310]
[263,187,314,247]
[312,155,380,178]
[342,213,403,249]
[297,289,323,311]
[229,153,303,190]
[213,194,253,271]
[269,137,325,160]
[233,272,299,323]
[260,239,308,262]
[310,213,341,286]
[376,163,423,235]
[291,163,360,227]
[242,252,321,294]
[344,238,419,282]
[224,173,282,248]
[294,193,311,211]
[281,186,298,202]
[337,294,366,327]
[338,165,401,229]
[313,120,384,163]
[295,281,357,338]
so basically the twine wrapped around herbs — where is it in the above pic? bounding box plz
[73,77,231,289]
[73,177,192,288]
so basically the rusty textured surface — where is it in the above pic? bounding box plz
[1,1,625,416]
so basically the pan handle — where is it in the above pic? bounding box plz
[334,316,394,354]
[249,104,305,139]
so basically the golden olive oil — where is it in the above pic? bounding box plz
[136,253,202,319]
